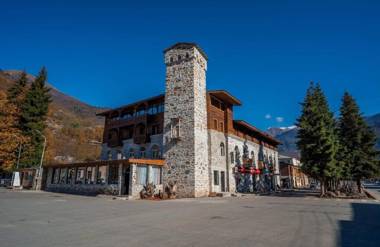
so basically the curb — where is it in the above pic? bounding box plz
[364,189,378,200]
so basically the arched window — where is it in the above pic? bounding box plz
[230,152,234,163]
[251,151,256,166]
[151,145,160,159]
[220,143,225,156]
[128,148,134,158]
[235,146,240,164]
[140,147,146,158]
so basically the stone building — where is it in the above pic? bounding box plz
[44,43,280,198]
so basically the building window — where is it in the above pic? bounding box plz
[135,107,146,117]
[129,148,135,158]
[152,167,162,185]
[97,166,107,184]
[140,147,146,158]
[107,151,112,160]
[220,143,225,156]
[136,166,147,185]
[151,145,160,159]
[213,170,219,185]
[211,97,221,109]
[86,167,96,184]
[67,168,75,184]
[170,118,181,139]
[52,168,60,184]
[75,167,86,184]
[235,146,240,164]
[213,119,218,129]
[59,168,67,184]
[219,122,224,132]
[108,165,119,185]
[230,152,234,163]
[151,125,159,135]
[136,124,146,135]
[117,150,123,160]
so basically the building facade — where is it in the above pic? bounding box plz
[279,155,310,189]
[44,43,280,198]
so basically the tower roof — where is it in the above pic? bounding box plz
[164,42,208,60]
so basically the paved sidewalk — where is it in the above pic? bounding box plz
[1,188,380,247]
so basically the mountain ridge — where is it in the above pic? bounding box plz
[268,113,380,158]
[0,70,107,164]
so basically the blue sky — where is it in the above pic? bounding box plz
[1,0,379,130]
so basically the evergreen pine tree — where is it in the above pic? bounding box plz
[296,82,339,196]
[19,67,51,167]
[7,71,28,107]
[339,92,380,192]
[338,92,363,182]
[353,123,379,192]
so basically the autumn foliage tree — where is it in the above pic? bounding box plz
[0,91,28,171]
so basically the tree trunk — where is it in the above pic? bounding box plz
[320,180,325,197]
[356,179,362,194]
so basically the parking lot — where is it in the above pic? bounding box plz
[0,188,379,247]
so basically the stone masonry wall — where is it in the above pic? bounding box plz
[163,44,209,198]
[208,130,229,193]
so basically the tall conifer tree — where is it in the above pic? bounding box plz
[19,67,51,167]
[297,82,339,196]
[7,71,28,107]
[339,92,379,192]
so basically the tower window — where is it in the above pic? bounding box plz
[186,53,189,58]
[178,55,181,60]
[170,118,181,139]
[170,57,174,63]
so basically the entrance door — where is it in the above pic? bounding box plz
[220,171,226,192]
[124,166,130,195]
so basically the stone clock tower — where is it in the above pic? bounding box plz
[163,43,210,198]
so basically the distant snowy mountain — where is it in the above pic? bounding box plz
[267,125,297,137]
[268,113,380,158]
[267,126,299,158]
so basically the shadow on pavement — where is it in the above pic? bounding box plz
[257,189,319,197]
[339,203,380,247]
